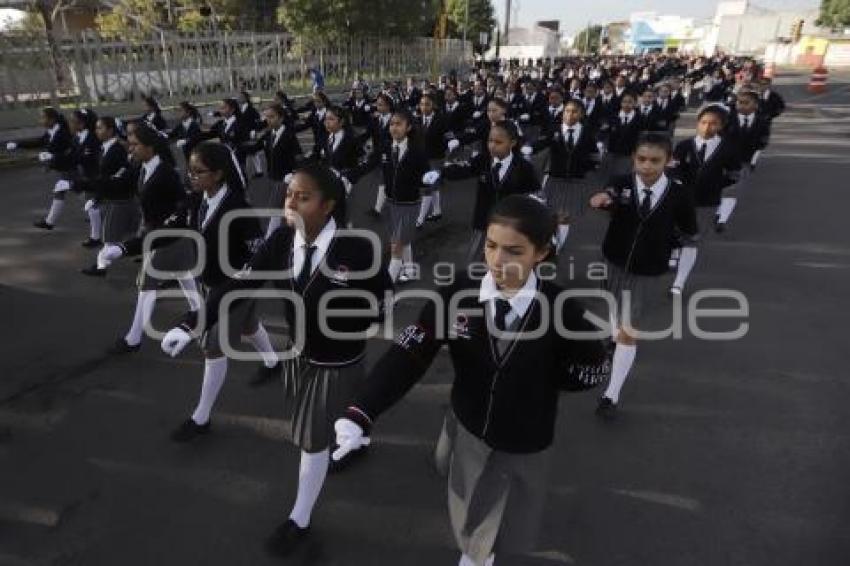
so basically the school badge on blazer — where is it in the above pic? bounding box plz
[329,264,349,286]
[452,313,472,340]
[397,324,427,351]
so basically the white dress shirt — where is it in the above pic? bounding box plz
[561,122,582,145]
[392,137,408,162]
[635,173,669,211]
[292,217,337,280]
[479,270,538,330]
[695,135,722,161]
[491,152,514,182]
[142,154,162,184]
[200,184,228,230]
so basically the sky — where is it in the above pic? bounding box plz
[493,0,821,35]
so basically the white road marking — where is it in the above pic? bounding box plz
[611,488,702,512]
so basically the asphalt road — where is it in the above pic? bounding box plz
[1,75,849,566]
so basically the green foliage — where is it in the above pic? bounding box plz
[445,0,495,46]
[817,0,850,29]
[278,0,437,40]
[574,24,604,54]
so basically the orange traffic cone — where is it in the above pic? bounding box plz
[808,66,828,94]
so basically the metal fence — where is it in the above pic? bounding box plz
[0,30,472,129]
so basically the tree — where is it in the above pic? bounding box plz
[278,0,436,40]
[573,24,604,54]
[29,0,78,89]
[445,0,495,50]
[817,0,850,29]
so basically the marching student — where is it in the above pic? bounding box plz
[273,90,298,128]
[720,90,771,228]
[313,106,361,195]
[532,98,600,252]
[468,80,490,128]
[162,163,391,555]
[757,77,786,121]
[668,77,688,116]
[150,140,276,440]
[369,109,431,283]
[589,133,698,418]
[443,86,470,139]
[599,80,621,120]
[333,194,610,566]
[673,104,741,240]
[599,92,642,179]
[414,93,451,227]
[344,86,373,131]
[505,80,529,122]
[69,108,103,247]
[444,120,541,262]
[544,88,565,130]
[169,101,202,164]
[239,91,266,179]
[79,116,138,274]
[581,82,604,131]
[207,98,249,174]
[296,91,331,158]
[364,93,395,218]
[95,123,200,353]
[6,107,76,230]
[140,95,167,132]
[636,87,663,133]
[258,103,304,237]
[655,83,681,136]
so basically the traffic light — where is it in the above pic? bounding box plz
[790,19,804,42]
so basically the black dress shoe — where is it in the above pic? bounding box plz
[107,337,141,355]
[426,213,442,222]
[81,265,107,277]
[253,172,264,179]
[328,443,369,473]
[595,397,618,420]
[33,219,54,230]
[170,418,211,443]
[157,279,179,290]
[365,208,381,218]
[81,237,102,248]
[248,361,282,387]
[265,519,310,557]
[714,221,726,233]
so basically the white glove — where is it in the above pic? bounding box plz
[472,110,483,119]
[341,176,352,195]
[161,327,193,358]
[519,113,530,122]
[521,145,533,158]
[364,105,371,113]
[750,150,762,168]
[206,110,215,118]
[447,139,460,152]
[84,199,96,212]
[6,141,17,151]
[283,172,294,185]
[422,170,441,185]
[250,130,257,140]
[175,139,187,148]
[38,151,53,163]
[597,142,607,155]
[53,179,71,193]
[471,150,480,159]
[332,418,370,461]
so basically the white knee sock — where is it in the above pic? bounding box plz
[402,244,413,271]
[125,290,157,346]
[246,324,278,368]
[177,275,201,312]
[388,257,403,282]
[672,246,698,290]
[417,195,433,224]
[45,198,64,226]
[431,190,442,215]
[556,223,570,253]
[191,356,228,426]
[459,554,495,566]
[717,197,737,224]
[374,184,387,212]
[603,343,637,404]
[252,152,264,174]
[265,215,282,239]
[669,247,681,269]
[88,207,102,240]
[289,449,330,528]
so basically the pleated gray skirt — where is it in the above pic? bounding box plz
[388,201,419,246]
[542,175,595,221]
[101,199,141,243]
[137,238,197,290]
[603,261,666,329]
[448,419,551,564]
[281,356,365,453]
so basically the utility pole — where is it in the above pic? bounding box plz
[504,0,511,45]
